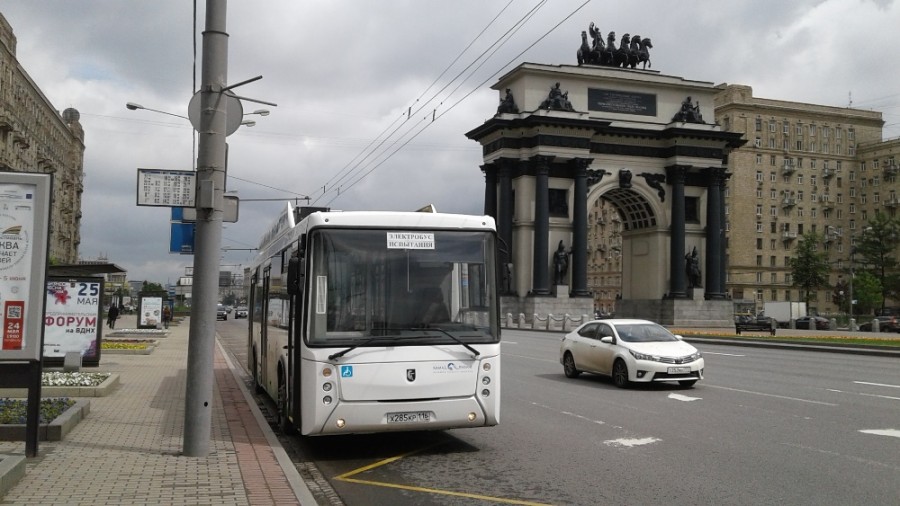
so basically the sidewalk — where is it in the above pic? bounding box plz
[0,315,317,505]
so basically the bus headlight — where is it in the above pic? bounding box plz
[482,363,492,372]
[481,389,490,397]
[336,418,345,428]
[467,412,477,421]
[322,368,333,377]
[322,382,333,392]
[481,376,491,385]
[323,395,332,405]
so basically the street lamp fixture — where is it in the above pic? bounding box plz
[245,109,270,116]
[125,102,189,120]
[240,120,256,127]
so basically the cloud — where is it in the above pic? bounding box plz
[2,0,898,285]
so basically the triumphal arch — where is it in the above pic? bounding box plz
[466,54,744,326]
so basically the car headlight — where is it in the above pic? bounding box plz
[687,351,702,361]
[629,349,662,362]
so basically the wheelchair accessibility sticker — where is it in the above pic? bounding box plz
[341,365,353,378]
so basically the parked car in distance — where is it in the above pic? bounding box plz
[559,318,704,388]
[858,315,900,332]
[734,314,776,335]
[794,315,829,330]
[216,304,228,321]
[234,307,248,319]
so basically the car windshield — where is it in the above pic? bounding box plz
[614,323,678,343]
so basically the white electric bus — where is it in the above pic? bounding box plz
[247,204,500,435]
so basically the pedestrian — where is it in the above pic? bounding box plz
[162,305,172,329]
[107,304,119,329]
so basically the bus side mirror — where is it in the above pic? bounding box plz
[287,256,303,295]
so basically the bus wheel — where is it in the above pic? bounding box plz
[278,376,297,435]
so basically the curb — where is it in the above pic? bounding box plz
[0,399,91,441]
[683,336,900,358]
[0,373,120,398]
[0,454,25,499]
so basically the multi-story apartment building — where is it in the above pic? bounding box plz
[714,84,891,315]
[0,14,85,264]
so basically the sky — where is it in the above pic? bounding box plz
[2,0,899,285]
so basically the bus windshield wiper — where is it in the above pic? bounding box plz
[419,326,481,358]
[328,335,394,361]
[327,328,481,361]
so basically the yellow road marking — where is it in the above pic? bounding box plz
[334,445,552,506]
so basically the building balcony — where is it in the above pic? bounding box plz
[782,165,796,175]
[781,198,796,208]
[884,166,898,177]
[822,168,835,179]
[782,231,797,241]
[883,198,900,208]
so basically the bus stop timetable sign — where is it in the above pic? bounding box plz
[136,168,195,207]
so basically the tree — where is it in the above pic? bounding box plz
[831,278,850,313]
[855,212,900,311]
[852,271,883,316]
[141,281,166,293]
[789,232,831,307]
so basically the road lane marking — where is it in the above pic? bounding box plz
[859,392,900,401]
[334,444,551,506]
[860,429,900,439]
[705,385,838,406]
[703,351,745,357]
[668,393,702,402]
[605,437,660,447]
[854,381,900,389]
[781,442,900,471]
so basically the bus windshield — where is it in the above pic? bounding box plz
[307,228,498,347]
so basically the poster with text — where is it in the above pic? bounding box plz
[0,173,50,361]
[43,278,102,361]
[140,296,162,327]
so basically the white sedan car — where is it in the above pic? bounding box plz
[560,319,704,388]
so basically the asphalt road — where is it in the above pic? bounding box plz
[217,320,900,505]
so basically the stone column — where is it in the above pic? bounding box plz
[497,159,514,295]
[719,172,731,295]
[571,158,591,296]
[705,167,726,299]
[531,156,552,295]
[667,165,688,298]
[483,164,497,218]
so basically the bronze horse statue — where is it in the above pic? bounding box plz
[577,31,591,65]
[613,33,632,68]
[637,37,652,69]
[626,35,642,69]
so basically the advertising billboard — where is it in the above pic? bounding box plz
[0,173,51,362]
[43,278,103,366]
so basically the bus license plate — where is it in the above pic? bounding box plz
[387,411,431,423]
[668,366,691,374]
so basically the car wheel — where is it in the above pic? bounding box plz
[612,359,630,388]
[563,352,580,378]
[679,380,697,388]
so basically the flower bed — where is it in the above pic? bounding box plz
[0,373,118,399]
[0,398,90,441]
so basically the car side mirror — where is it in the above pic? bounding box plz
[600,336,614,344]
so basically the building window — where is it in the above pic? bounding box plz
[756,154,762,164]
[757,222,763,233]
[756,171,763,182]
[770,155,776,166]
[756,238,763,250]
[755,137,761,148]
[756,117,762,131]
